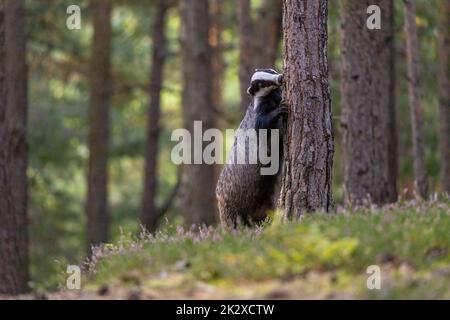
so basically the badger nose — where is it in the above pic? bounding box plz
[277,74,283,85]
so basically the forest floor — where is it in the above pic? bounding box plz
[5,198,450,300]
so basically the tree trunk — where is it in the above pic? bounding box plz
[209,0,226,182]
[254,0,283,68]
[404,0,428,198]
[86,0,112,254]
[141,0,169,233]
[340,0,397,206]
[279,0,334,218]
[237,0,254,113]
[0,0,29,294]
[180,0,217,226]
[437,0,450,193]
[210,0,225,122]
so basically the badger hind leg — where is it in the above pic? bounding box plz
[217,196,252,230]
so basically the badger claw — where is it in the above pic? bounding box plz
[278,105,288,115]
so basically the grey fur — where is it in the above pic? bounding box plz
[216,71,285,229]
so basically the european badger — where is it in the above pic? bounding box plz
[216,69,287,228]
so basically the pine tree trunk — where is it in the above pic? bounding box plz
[437,0,450,193]
[340,0,397,205]
[87,0,112,253]
[0,0,29,294]
[237,0,253,113]
[404,0,428,198]
[254,0,282,68]
[180,0,217,226]
[210,0,225,122]
[209,0,226,184]
[141,0,169,232]
[279,0,334,218]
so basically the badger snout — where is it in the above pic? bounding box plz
[277,74,283,85]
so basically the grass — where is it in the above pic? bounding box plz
[71,197,450,299]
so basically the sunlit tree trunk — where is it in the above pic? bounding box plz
[279,0,334,218]
[437,0,450,193]
[180,0,217,226]
[86,0,112,254]
[141,0,170,232]
[340,0,397,205]
[0,0,29,294]
[404,0,428,198]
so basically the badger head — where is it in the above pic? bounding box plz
[246,68,283,98]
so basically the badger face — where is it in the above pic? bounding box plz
[247,69,283,98]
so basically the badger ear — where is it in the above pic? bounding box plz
[246,86,252,95]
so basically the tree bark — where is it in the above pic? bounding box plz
[237,0,254,113]
[0,0,29,294]
[86,0,112,254]
[279,0,334,218]
[340,0,397,206]
[180,0,217,226]
[141,0,170,233]
[437,0,450,193]
[254,0,283,69]
[404,0,428,198]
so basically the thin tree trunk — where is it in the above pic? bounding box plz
[141,0,169,233]
[209,0,226,181]
[404,0,428,198]
[210,0,225,121]
[340,0,397,205]
[237,0,253,113]
[254,0,283,68]
[437,0,450,193]
[86,0,112,254]
[180,0,217,226]
[0,0,29,294]
[279,0,334,218]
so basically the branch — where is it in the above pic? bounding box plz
[156,168,182,219]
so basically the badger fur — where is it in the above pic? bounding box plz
[216,69,287,228]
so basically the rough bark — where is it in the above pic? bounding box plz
[279,0,334,218]
[404,0,428,198]
[180,0,217,226]
[254,0,283,68]
[141,0,170,233]
[437,0,450,193]
[340,0,397,205]
[0,0,29,294]
[237,0,254,113]
[86,0,112,253]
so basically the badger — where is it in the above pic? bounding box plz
[216,69,287,228]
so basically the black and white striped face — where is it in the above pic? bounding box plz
[247,69,283,97]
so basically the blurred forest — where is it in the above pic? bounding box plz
[0,0,448,292]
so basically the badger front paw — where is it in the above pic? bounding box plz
[278,105,288,115]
